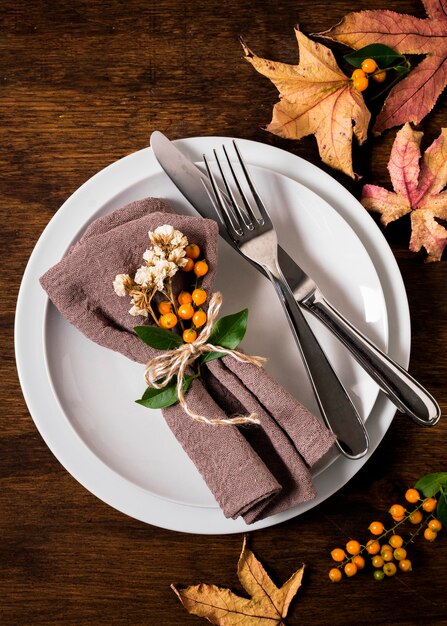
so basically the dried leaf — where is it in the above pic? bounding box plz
[241,28,370,178]
[317,0,447,134]
[361,123,447,261]
[172,536,305,625]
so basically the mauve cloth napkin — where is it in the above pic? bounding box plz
[40,197,336,523]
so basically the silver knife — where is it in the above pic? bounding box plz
[150,131,441,428]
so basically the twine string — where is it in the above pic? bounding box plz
[144,292,266,425]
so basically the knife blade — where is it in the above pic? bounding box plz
[150,130,370,458]
[149,131,440,428]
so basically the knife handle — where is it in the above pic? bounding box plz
[264,265,369,460]
[304,289,441,427]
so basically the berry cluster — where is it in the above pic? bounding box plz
[328,488,443,583]
[351,57,386,92]
[158,242,209,343]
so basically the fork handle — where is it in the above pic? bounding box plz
[303,289,441,427]
[264,265,369,459]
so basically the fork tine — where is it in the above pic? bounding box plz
[232,140,271,226]
[203,153,243,238]
[221,145,256,230]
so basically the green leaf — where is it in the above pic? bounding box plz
[136,375,194,409]
[201,308,248,364]
[134,325,182,350]
[201,351,225,364]
[344,44,403,68]
[394,65,410,75]
[437,490,447,527]
[415,472,447,498]
[208,308,248,348]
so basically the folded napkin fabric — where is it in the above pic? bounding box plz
[40,197,335,523]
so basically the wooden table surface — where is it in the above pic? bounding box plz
[2,1,446,624]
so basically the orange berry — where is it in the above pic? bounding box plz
[331,548,347,563]
[424,527,437,542]
[344,562,358,577]
[366,539,381,555]
[389,535,404,549]
[351,68,366,81]
[381,548,393,562]
[192,288,207,306]
[422,498,437,513]
[405,488,420,504]
[183,328,197,343]
[428,519,442,532]
[389,504,406,518]
[178,291,192,305]
[383,562,397,577]
[372,555,384,568]
[181,258,194,272]
[361,58,378,74]
[392,514,405,523]
[369,521,385,536]
[346,540,361,555]
[353,75,369,92]
[372,70,387,83]
[185,243,201,259]
[329,568,343,583]
[178,303,194,320]
[352,555,365,570]
[393,547,407,561]
[158,300,172,315]
[159,312,177,329]
[398,559,412,572]
[409,510,423,524]
[193,309,207,328]
[193,260,209,277]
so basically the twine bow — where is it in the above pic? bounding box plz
[144,292,266,425]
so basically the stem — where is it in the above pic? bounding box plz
[166,280,185,332]
[147,303,160,326]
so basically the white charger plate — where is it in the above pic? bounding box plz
[15,137,410,533]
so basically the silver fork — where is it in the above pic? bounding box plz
[204,142,370,459]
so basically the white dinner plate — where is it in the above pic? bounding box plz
[15,137,410,534]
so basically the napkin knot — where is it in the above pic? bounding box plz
[144,292,266,425]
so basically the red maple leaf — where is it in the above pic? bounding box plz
[361,123,447,261]
[317,0,447,134]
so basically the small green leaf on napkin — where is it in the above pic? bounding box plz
[136,375,195,409]
[202,308,248,364]
[134,325,183,350]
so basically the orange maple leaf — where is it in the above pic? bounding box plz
[361,123,447,262]
[171,537,304,625]
[241,28,370,179]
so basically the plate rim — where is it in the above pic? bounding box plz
[15,136,409,534]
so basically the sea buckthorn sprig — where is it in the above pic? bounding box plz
[344,43,411,96]
[157,241,210,332]
[327,475,446,583]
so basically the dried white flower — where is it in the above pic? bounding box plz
[134,265,156,287]
[167,246,188,266]
[129,303,149,317]
[149,225,188,257]
[142,248,158,265]
[152,258,178,290]
[113,274,132,297]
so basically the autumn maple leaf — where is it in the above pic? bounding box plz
[171,537,304,625]
[317,0,447,135]
[361,123,447,262]
[241,28,370,178]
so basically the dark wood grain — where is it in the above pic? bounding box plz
[1,1,446,624]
